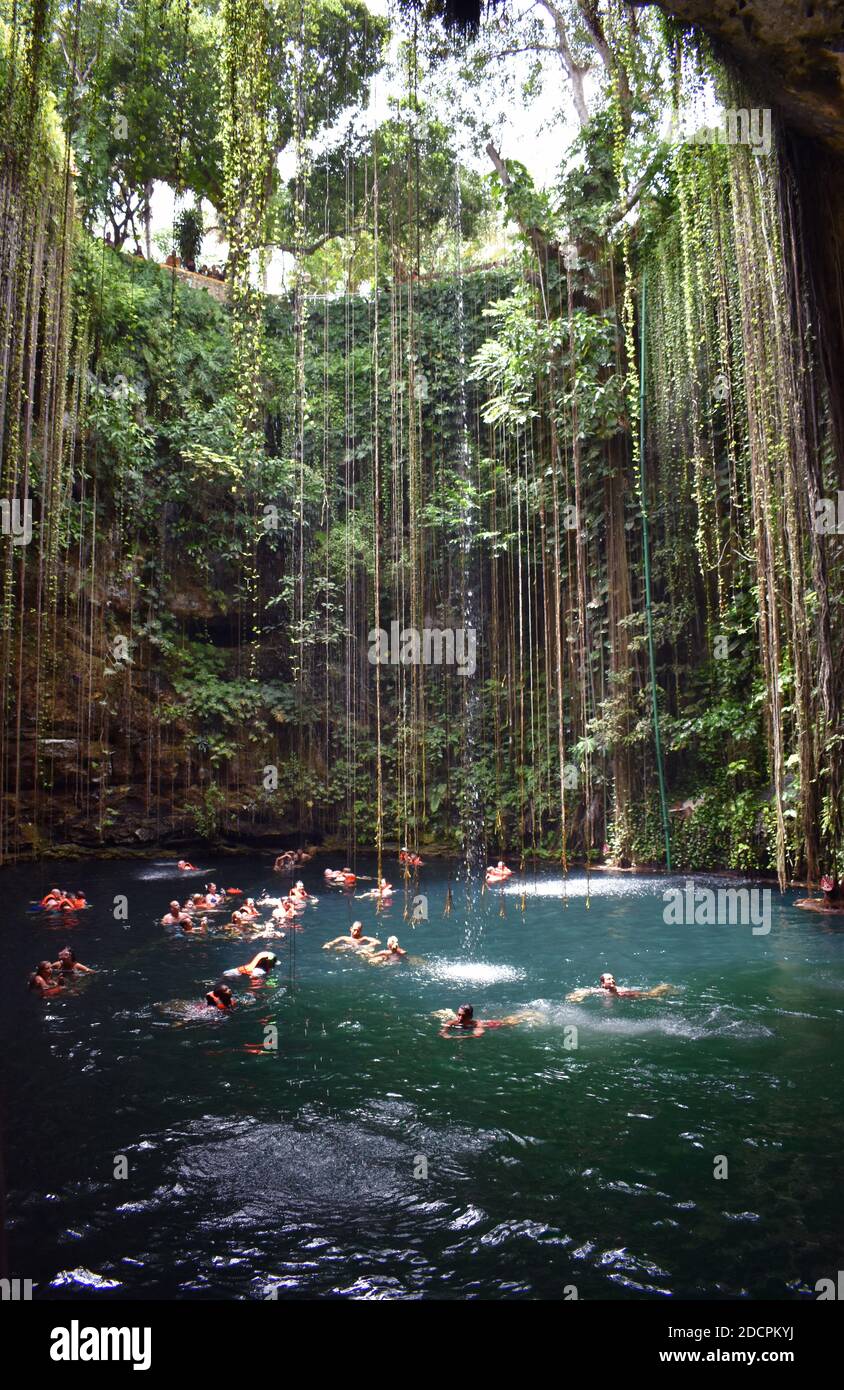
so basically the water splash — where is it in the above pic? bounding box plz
[426,958,526,987]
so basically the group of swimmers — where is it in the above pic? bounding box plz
[28,948,94,996]
[273,848,314,875]
[323,867,396,900]
[161,882,240,929]
[322,919,407,964]
[29,853,662,1032]
[438,973,668,1039]
[162,878,320,1010]
[37,888,88,911]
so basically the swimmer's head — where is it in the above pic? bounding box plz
[169,900,180,912]
[456,1004,474,1023]
[350,921,363,938]
[387,936,399,950]
[38,960,53,976]
[600,973,617,991]
[58,948,75,964]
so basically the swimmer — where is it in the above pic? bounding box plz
[182,914,208,934]
[251,920,285,941]
[53,947,94,977]
[485,860,512,883]
[367,935,407,964]
[438,1003,511,1039]
[162,900,189,926]
[322,920,380,953]
[566,973,671,1002]
[357,877,393,900]
[205,983,236,1011]
[28,960,64,996]
[177,860,198,871]
[820,875,844,908]
[224,950,278,979]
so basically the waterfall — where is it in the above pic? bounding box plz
[453,171,483,946]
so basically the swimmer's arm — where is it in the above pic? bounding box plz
[322,937,348,949]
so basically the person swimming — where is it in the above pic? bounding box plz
[182,914,208,934]
[205,983,236,1011]
[162,899,189,926]
[322,920,380,953]
[566,973,671,1002]
[53,947,94,977]
[224,951,278,979]
[357,877,393,900]
[177,860,198,871]
[367,935,407,964]
[438,1003,511,1038]
[28,960,64,996]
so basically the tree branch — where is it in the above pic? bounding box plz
[536,0,590,128]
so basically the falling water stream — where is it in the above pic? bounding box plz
[453,172,484,950]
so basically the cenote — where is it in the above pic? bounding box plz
[4,856,843,1300]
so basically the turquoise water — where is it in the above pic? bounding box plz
[3,857,843,1300]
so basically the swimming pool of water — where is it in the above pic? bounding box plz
[3,856,843,1300]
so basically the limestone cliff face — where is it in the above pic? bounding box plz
[639,1,844,153]
[637,2,844,466]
